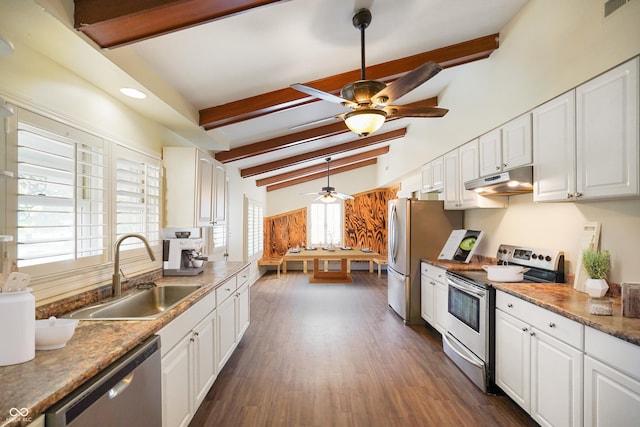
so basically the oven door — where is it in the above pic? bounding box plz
[446,274,488,362]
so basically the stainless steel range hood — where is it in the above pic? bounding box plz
[464,166,533,196]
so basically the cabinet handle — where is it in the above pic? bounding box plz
[522,327,528,332]
[194,331,199,337]
[503,163,508,168]
[548,322,556,328]
[225,288,231,292]
[567,193,574,199]
[507,303,513,308]
[530,331,536,336]
[575,192,583,198]
[190,337,195,342]
[495,166,500,170]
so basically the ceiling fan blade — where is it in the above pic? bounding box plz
[290,83,356,107]
[373,61,443,105]
[334,192,354,200]
[383,105,449,118]
[289,115,340,130]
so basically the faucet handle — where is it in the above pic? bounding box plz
[119,268,128,284]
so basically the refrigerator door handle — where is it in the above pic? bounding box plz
[389,204,399,264]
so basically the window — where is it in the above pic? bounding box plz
[16,110,105,269]
[309,202,342,246]
[113,146,161,251]
[246,197,264,259]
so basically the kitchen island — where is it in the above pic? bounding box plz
[0,261,249,427]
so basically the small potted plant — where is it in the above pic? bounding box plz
[582,248,611,297]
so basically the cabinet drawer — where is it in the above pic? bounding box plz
[585,326,640,381]
[496,291,583,350]
[420,262,446,281]
[237,266,250,288]
[215,278,236,304]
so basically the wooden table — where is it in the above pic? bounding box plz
[282,248,381,283]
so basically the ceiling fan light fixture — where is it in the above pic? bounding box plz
[344,109,386,137]
[319,193,337,203]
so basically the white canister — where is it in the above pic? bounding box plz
[0,289,35,366]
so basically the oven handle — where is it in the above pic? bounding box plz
[447,276,486,298]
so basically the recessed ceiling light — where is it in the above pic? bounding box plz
[0,34,14,56]
[120,87,147,99]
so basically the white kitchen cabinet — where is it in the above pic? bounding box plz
[534,57,639,202]
[576,57,639,200]
[434,281,448,335]
[495,291,583,427]
[193,310,217,405]
[217,290,237,371]
[443,141,506,210]
[584,327,640,427]
[164,147,226,227]
[162,332,193,427]
[479,114,532,176]
[216,266,251,371]
[421,156,444,193]
[420,262,446,328]
[236,281,250,340]
[533,91,577,202]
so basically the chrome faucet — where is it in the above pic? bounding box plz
[112,233,156,298]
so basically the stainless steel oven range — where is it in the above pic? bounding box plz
[442,244,564,393]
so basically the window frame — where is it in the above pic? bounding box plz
[308,201,343,246]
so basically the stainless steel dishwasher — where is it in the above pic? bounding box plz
[45,335,161,427]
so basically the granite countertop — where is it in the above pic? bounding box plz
[0,261,248,427]
[422,258,640,347]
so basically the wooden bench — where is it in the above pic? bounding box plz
[258,257,284,278]
[372,258,388,277]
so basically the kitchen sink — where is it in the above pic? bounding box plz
[65,285,202,320]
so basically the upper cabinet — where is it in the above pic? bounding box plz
[444,139,506,210]
[164,147,227,227]
[479,114,532,177]
[421,156,444,193]
[534,57,639,202]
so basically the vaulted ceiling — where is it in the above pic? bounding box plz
[71,0,528,192]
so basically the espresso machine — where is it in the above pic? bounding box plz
[162,237,205,276]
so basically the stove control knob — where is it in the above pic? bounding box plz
[532,254,538,259]
[545,256,552,262]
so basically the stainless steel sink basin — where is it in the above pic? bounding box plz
[65,285,202,320]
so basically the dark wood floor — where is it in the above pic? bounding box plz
[190,271,537,427]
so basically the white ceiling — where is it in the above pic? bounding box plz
[122,0,528,175]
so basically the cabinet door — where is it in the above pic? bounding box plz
[459,139,480,209]
[502,113,532,170]
[196,152,215,226]
[443,150,460,209]
[421,162,433,193]
[236,283,250,340]
[584,355,640,427]
[495,309,531,411]
[432,156,444,191]
[217,295,236,371]
[576,57,639,200]
[434,282,448,334]
[530,328,583,427]
[479,128,503,176]
[420,275,435,325]
[213,164,227,225]
[193,310,217,407]
[533,91,576,202]
[162,335,193,427]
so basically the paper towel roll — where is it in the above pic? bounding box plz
[0,289,35,366]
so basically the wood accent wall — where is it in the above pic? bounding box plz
[343,187,398,255]
[264,207,307,257]
[262,187,399,258]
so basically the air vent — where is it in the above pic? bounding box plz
[604,0,629,17]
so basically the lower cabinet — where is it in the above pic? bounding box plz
[158,266,251,427]
[495,291,583,427]
[420,262,447,333]
[584,327,640,427]
[434,282,448,334]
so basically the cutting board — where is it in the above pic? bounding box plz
[574,221,601,293]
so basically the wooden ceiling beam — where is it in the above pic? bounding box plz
[240,128,406,178]
[255,146,390,187]
[266,159,378,192]
[199,34,498,129]
[74,0,290,49]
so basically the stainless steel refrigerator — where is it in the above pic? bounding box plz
[387,198,463,325]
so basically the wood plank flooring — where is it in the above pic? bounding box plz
[190,271,537,427]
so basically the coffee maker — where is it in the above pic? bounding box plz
[162,237,205,276]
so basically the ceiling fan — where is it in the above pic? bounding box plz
[290,8,448,137]
[304,157,354,203]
